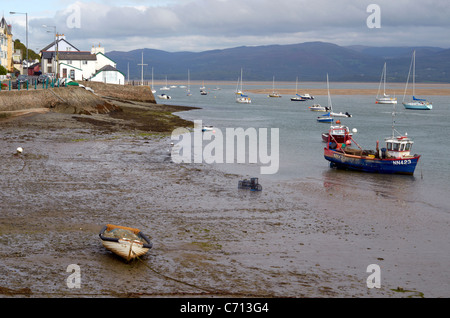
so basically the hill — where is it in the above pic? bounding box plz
[106,42,450,83]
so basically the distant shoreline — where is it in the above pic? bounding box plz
[247,88,450,96]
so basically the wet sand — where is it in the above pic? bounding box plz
[1,100,449,298]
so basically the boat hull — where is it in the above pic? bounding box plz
[376,98,397,104]
[99,225,152,261]
[101,240,150,261]
[324,148,420,175]
[402,102,432,110]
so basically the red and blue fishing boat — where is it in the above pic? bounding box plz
[324,125,421,175]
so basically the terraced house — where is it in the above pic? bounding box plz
[0,17,13,72]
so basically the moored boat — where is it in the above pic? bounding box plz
[236,68,251,103]
[202,125,214,132]
[291,94,307,101]
[268,76,282,97]
[376,62,397,104]
[309,104,330,112]
[157,93,171,99]
[317,112,333,123]
[323,126,420,175]
[322,122,354,143]
[99,224,153,261]
[402,50,432,110]
[330,111,352,118]
[300,93,314,100]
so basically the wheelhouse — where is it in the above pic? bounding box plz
[385,135,414,159]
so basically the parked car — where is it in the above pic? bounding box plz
[10,75,29,89]
[17,75,29,85]
[38,74,52,83]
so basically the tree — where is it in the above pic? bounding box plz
[14,39,41,61]
[0,65,7,75]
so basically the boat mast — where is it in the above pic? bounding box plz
[327,73,332,111]
[412,50,416,97]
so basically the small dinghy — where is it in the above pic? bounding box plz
[99,224,152,261]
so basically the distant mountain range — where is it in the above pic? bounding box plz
[106,41,450,83]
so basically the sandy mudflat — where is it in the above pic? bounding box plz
[248,88,450,96]
[1,100,449,299]
[152,80,450,96]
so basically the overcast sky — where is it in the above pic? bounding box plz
[3,0,450,53]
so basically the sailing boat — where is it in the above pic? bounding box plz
[236,68,251,103]
[317,74,334,123]
[268,76,282,97]
[151,67,156,93]
[376,62,397,104]
[160,76,170,91]
[402,50,432,110]
[291,77,307,101]
[200,80,207,95]
[186,69,192,96]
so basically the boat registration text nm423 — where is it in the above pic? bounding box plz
[393,159,412,165]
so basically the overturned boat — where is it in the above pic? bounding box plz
[99,224,153,261]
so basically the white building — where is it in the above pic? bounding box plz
[90,65,125,85]
[40,38,124,84]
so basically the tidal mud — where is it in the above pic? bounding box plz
[1,101,448,298]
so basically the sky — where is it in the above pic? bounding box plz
[2,0,450,53]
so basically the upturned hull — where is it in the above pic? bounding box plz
[324,148,420,175]
[101,240,150,261]
[99,225,152,261]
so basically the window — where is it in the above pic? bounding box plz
[67,60,72,65]
[393,143,400,151]
[82,60,87,65]
[387,142,392,151]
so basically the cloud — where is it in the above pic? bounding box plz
[26,0,450,52]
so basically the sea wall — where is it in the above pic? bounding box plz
[0,87,118,115]
[0,83,155,115]
[81,82,156,103]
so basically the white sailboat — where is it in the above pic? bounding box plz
[160,76,170,91]
[317,74,334,123]
[376,62,397,104]
[236,68,251,103]
[291,77,306,101]
[151,67,156,93]
[268,76,282,97]
[402,50,432,110]
[186,69,192,96]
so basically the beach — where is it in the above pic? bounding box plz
[1,92,449,299]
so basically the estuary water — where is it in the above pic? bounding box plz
[160,81,450,216]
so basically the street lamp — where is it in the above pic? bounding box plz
[10,12,28,66]
[42,25,57,77]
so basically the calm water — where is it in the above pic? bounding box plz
[159,81,450,215]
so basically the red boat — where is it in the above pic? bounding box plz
[321,121,353,143]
